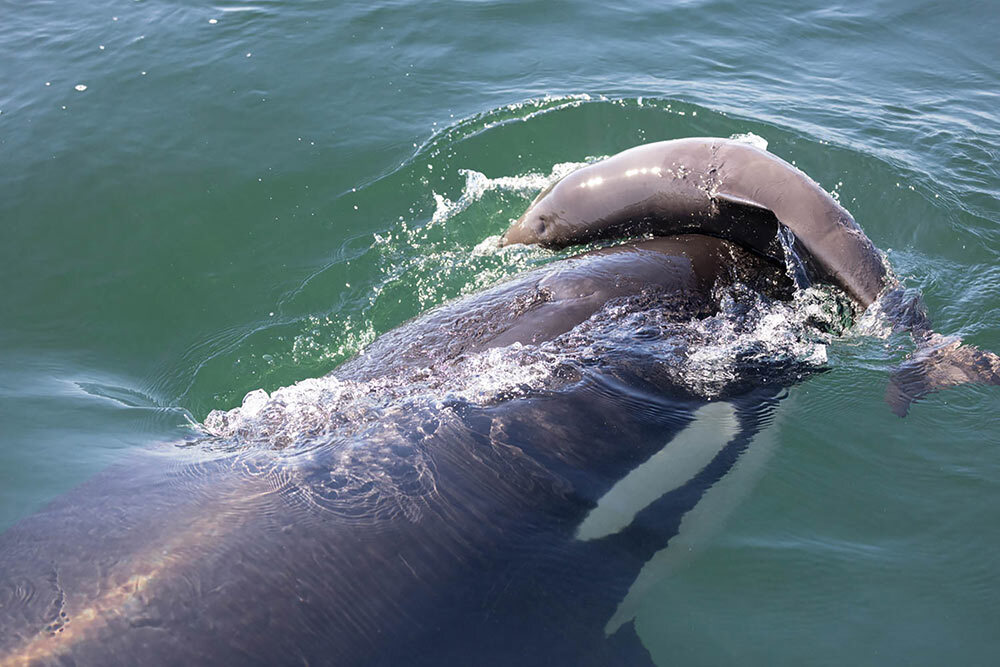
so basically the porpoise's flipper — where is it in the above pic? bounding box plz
[886,333,1000,417]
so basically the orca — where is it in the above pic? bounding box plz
[0,236,794,666]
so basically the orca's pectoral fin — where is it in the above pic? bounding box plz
[602,619,657,667]
[886,334,1000,416]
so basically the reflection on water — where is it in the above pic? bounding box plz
[2,0,999,659]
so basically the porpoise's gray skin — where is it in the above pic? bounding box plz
[502,138,888,306]
[502,138,1000,414]
[0,236,792,666]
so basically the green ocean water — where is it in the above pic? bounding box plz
[1,0,999,664]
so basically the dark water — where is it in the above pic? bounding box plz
[2,0,999,664]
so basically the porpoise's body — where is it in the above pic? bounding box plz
[503,138,887,305]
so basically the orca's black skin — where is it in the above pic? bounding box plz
[0,236,791,666]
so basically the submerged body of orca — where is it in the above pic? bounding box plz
[2,139,997,666]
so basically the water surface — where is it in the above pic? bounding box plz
[2,0,999,664]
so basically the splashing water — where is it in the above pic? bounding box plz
[728,132,769,151]
[202,274,852,453]
[430,162,593,227]
[197,131,873,455]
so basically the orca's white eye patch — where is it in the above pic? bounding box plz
[576,401,739,542]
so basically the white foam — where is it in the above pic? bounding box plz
[200,261,845,454]
[728,132,768,151]
[430,162,589,228]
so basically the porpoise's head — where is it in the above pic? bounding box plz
[501,181,564,247]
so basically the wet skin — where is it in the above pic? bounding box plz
[502,138,887,306]
[0,236,790,666]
